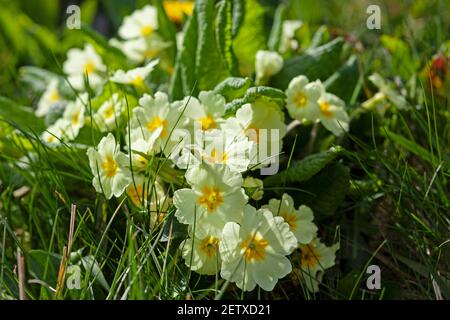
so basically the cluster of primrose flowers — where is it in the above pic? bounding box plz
[35,5,345,293]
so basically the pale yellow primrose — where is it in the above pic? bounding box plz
[219,205,297,291]
[118,5,159,40]
[63,43,106,90]
[180,227,221,276]
[263,193,317,244]
[173,163,247,237]
[87,133,131,199]
[297,237,339,292]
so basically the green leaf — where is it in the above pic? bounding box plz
[170,0,235,99]
[270,37,345,90]
[231,0,245,37]
[324,55,360,104]
[216,0,238,74]
[0,96,45,132]
[264,146,344,186]
[169,6,198,99]
[81,255,110,292]
[232,0,267,76]
[195,0,231,90]
[267,4,286,51]
[383,128,443,168]
[27,250,61,287]
[81,0,99,24]
[300,162,350,217]
[214,77,253,102]
[225,86,286,114]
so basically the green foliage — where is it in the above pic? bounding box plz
[264,146,344,187]
[270,38,345,89]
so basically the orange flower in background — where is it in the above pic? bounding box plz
[163,1,194,23]
[426,54,449,91]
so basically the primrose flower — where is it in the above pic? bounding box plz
[368,73,407,110]
[41,119,71,146]
[255,50,283,84]
[280,20,303,52]
[128,138,153,171]
[182,91,227,131]
[317,82,350,136]
[173,163,247,237]
[110,59,159,87]
[285,75,321,122]
[224,101,286,169]
[181,228,221,275]
[296,238,339,292]
[219,205,297,291]
[175,128,255,173]
[118,5,159,40]
[87,133,131,199]
[263,193,317,244]
[113,37,171,64]
[129,92,181,153]
[62,95,86,140]
[36,79,63,117]
[63,44,106,90]
[93,93,125,132]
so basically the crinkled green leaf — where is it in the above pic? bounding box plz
[216,0,238,74]
[232,0,267,76]
[225,86,286,114]
[270,37,345,90]
[264,146,344,186]
[214,77,253,102]
[300,162,350,217]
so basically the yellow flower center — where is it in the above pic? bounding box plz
[143,49,159,59]
[101,154,119,178]
[281,211,297,231]
[49,90,60,103]
[209,148,228,164]
[128,184,144,206]
[146,116,168,137]
[199,236,220,258]
[131,75,144,87]
[299,244,320,269]
[84,61,95,75]
[319,101,333,118]
[140,25,154,37]
[103,104,115,119]
[198,115,217,131]
[46,135,55,143]
[294,92,308,108]
[197,186,224,212]
[240,234,269,262]
[72,111,80,126]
